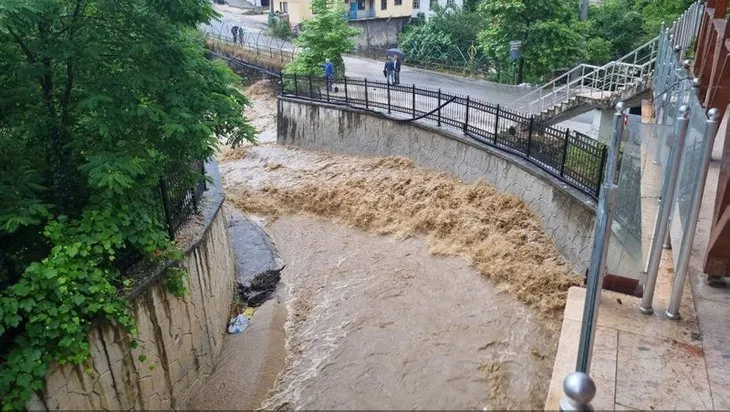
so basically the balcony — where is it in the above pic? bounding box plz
[347,8,376,20]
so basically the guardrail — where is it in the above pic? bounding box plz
[281,73,608,199]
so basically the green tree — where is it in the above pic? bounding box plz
[285,0,360,76]
[400,6,485,69]
[477,0,584,84]
[0,0,254,408]
[633,0,694,42]
[585,0,645,60]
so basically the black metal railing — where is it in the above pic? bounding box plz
[280,73,608,199]
[115,160,207,272]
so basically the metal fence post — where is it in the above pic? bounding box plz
[280,74,284,95]
[326,76,330,102]
[365,78,369,109]
[387,80,391,114]
[494,104,500,143]
[412,84,416,117]
[437,89,442,127]
[596,146,608,197]
[308,76,313,98]
[527,116,534,157]
[639,105,690,315]
[463,96,470,134]
[159,180,175,240]
[560,129,570,177]
[344,76,349,104]
[561,103,624,411]
[293,74,298,97]
[666,108,720,320]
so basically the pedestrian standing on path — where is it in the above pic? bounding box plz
[394,57,402,85]
[383,57,395,85]
[231,25,240,43]
[323,58,335,92]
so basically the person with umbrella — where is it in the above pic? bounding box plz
[383,56,395,85]
[386,48,405,85]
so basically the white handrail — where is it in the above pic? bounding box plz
[509,0,703,118]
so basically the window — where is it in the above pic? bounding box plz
[429,0,436,9]
[381,0,386,9]
[358,0,365,9]
[413,0,420,8]
[395,0,402,5]
[279,1,288,12]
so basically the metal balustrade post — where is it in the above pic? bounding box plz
[344,77,348,104]
[159,180,175,240]
[308,76,313,98]
[437,89,442,127]
[463,96,470,134]
[326,76,330,102]
[387,81,391,113]
[561,103,624,411]
[527,116,534,157]
[412,84,416,117]
[560,129,570,177]
[639,105,690,315]
[364,78,369,108]
[494,104,500,143]
[666,108,721,320]
[293,74,298,96]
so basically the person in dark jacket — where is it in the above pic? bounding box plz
[231,26,240,43]
[384,57,395,85]
[394,57,402,85]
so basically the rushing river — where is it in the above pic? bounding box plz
[260,216,559,410]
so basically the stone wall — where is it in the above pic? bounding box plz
[277,98,597,271]
[351,17,410,50]
[34,162,235,410]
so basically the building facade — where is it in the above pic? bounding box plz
[410,0,463,18]
[274,0,412,47]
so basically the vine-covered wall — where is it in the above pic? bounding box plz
[30,197,234,410]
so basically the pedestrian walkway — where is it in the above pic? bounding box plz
[545,114,730,410]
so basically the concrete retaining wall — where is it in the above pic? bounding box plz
[350,17,410,50]
[277,98,597,271]
[34,163,234,410]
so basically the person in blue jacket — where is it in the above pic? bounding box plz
[323,58,335,91]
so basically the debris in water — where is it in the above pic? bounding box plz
[237,266,286,307]
[227,314,250,334]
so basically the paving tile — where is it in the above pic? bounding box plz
[544,317,617,411]
[694,298,730,410]
[564,286,698,344]
[615,330,712,410]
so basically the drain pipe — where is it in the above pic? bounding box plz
[560,102,624,411]
[666,108,720,319]
[639,105,690,314]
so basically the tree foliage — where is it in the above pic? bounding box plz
[477,0,584,83]
[0,0,254,408]
[285,0,360,76]
[399,6,485,69]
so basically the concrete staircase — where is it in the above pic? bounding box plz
[508,38,659,124]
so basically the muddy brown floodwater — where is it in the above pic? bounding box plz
[213,142,584,410]
[261,216,557,410]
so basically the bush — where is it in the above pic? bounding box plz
[268,13,293,40]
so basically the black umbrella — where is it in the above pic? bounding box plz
[386,48,405,59]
